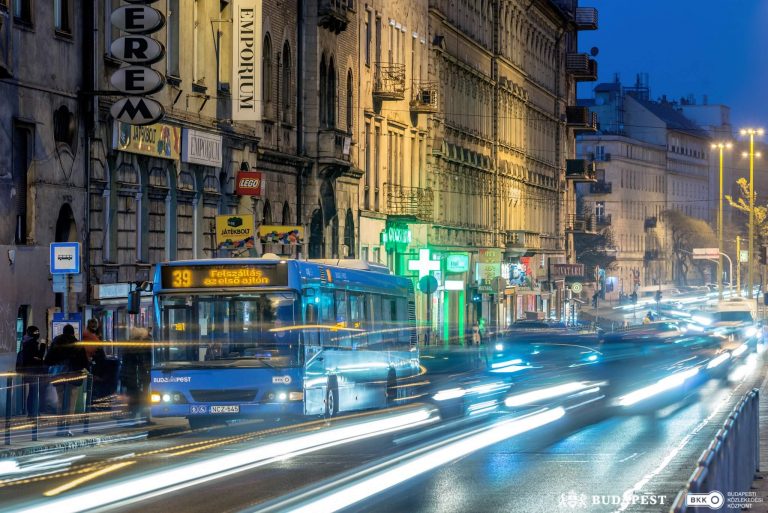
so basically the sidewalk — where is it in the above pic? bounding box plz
[0,415,188,459]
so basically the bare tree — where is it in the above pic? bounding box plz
[661,210,717,286]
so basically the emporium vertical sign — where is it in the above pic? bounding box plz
[232,0,262,121]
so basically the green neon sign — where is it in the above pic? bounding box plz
[446,253,469,273]
[381,224,412,251]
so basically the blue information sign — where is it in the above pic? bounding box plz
[50,242,81,275]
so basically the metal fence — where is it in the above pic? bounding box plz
[670,388,760,512]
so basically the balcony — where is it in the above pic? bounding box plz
[589,180,612,194]
[596,214,612,227]
[410,81,438,113]
[644,249,660,261]
[318,0,351,34]
[644,216,657,230]
[373,63,406,101]
[540,234,565,252]
[385,184,434,222]
[566,214,595,234]
[317,128,351,164]
[566,159,596,182]
[565,53,598,82]
[566,106,598,133]
[505,230,541,251]
[574,7,598,30]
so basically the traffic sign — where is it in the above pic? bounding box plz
[692,247,719,259]
[110,35,165,64]
[52,274,84,293]
[110,66,165,95]
[50,242,80,274]
[418,275,438,294]
[110,97,165,125]
[571,282,583,294]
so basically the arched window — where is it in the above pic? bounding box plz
[282,201,291,225]
[346,69,353,133]
[331,214,339,258]
[327,57,336,128]
[263,34,273,116]
[319,54,327,126]
[263,199,272,224]
[281,42,292,123]
[343,209,355,258]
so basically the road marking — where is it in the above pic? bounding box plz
[617,452,640,463]
[611,382,745,513]
[43,461,135,497]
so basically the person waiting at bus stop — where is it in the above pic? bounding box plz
[16,326,46,417]
[120,327,152,422]
[44,324,89,436]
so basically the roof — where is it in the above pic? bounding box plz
[635,98,709,138]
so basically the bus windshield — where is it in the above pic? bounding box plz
[155,292,300,367]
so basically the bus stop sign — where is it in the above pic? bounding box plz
[418,275,438,294]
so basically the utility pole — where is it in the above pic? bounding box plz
[737,235,742,296]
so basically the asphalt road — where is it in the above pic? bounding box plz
[0,354,763,513]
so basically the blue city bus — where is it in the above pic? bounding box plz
[149,257,419,428]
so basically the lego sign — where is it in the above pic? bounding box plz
[236,171,264,196]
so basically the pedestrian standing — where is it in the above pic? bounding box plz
[15,326,45,417]
[120,327,153,422]
[471,323,481,346]
[44,324,89,436]
[81,319,103,364]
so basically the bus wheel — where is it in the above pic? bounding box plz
[386,370,398,406]
[325,379,339,418]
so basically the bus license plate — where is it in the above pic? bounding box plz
[210,405,239,414]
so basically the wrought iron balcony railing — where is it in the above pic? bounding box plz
[373,63,406,101]
[589,180,612,194]
[566,159,596,182]
[574,7,598,30]
[566,53,598,82]
[410,81,438,112]
[385,183,433,221]
[318,0,351,34]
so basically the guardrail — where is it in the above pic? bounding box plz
[670,388,760,512]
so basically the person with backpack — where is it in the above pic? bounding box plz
[15,326,46,417]
[44,324,89,435]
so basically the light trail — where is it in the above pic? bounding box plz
[266,408,566,513]
[3,408,435,513]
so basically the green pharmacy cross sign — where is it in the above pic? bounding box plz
[407,248,440,280]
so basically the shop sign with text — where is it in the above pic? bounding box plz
[112,121,180,159]
[381,224,412,251]
[232,0,262,121]
[216,214,255,249]
[236,171,264,196]
[182,129,223,167]
[258,225,304,245]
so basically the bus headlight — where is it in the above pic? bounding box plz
[162,394,172,403]
[150,393,161,403]
[289,392,304,401]
[277,392,287,401]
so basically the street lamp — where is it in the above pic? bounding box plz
[711,141,732,302]
[739,128,764,299]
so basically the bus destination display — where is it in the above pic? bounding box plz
[160,264,288,289]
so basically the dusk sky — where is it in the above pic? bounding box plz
[577,0,768,130]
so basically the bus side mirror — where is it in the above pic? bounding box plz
[306,304,318,324]
[127,290,141,315]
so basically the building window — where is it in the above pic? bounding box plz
[262,34,273,116]
[364,121,371,210]
[344,209,355,258]
[167,0,180,77]
[54,0,70,34]
[374,125,380,211]
[13,0,31,26]
[281,42,292,123]
[365,10,371,66]
[327,57,336,128]
[319,54,327,126]
[346,69,353,133]
[13,123,33,245]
